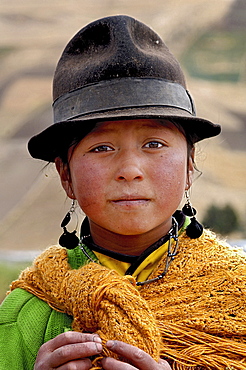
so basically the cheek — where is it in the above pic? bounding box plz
[70,159,103,207]
[154,152,187,197]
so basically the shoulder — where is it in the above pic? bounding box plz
[1,287,72,334]
[1,288,61,343]
[0,287,52,324]
[180,228,245,257]
[176,228,246,275]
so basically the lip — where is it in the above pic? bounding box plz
[110,195,151,206]
[111,194,150,201]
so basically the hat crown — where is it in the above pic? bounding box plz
[53,15,186,101]
[27,15,221,162]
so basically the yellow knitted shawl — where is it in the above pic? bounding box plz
[11,230,246,370]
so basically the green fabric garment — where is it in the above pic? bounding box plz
[0,245,93,370]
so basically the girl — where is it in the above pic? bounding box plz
[1,15,246,370]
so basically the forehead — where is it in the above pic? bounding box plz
[66,118,188,161]
[90,118,183,135]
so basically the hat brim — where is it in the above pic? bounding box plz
[28,106,221,162]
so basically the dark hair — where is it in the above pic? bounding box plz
[169,119,195,156]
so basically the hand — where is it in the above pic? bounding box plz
[34,331,102,369]
[101,340,171,370]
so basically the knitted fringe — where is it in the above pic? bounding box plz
[10,230,246,369]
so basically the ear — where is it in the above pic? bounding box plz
[185,147,195,191]
[55,157,75,199]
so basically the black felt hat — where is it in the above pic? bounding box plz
[28,15,221,162]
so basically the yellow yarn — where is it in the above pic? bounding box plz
[11,250,161,366]
[11,230,246,369]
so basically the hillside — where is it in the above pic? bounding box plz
[0,0,245,253]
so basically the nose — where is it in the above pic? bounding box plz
[115,152,144,182]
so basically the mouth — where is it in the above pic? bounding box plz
[111,195,151,206]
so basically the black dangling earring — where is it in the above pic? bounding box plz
[59,200,79,249]
[182,191,203,239]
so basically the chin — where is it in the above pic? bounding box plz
[112,225,154,236]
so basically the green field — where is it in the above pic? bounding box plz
[0,261,30,303]
[182,30,246,82]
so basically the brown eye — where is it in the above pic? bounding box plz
[144,141,163,149]
[91,145,114,152]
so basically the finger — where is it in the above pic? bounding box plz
[44,331,102,352]
[50,340,102,368]
[101,356,171,370]
[101,356,136,370]
[35,332,102,369]
[104,340,171,370]
[57,358,92,370]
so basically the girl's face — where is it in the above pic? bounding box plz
[56,119,193,254]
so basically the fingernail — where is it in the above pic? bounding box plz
[93,335,102,343]
[95,342,103,352]
[106,340,115,349]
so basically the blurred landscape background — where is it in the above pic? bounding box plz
[0,0,246,299]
